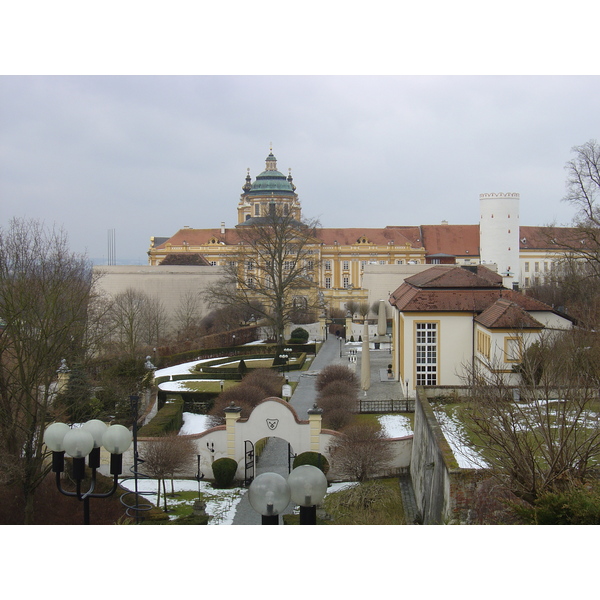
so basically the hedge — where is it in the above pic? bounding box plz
[138,397,184,437]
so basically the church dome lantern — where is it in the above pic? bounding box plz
[246,151,296,197]
[237,148,301,224]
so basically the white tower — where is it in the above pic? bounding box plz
[479,192,520,288]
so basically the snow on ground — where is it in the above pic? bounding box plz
[119,475,359,525]
[179,412,212,435]
[433,409,487,469]
[119,477,244,524]
[159,379,223,392]
[155,357,227,379]
[377,414,413,438]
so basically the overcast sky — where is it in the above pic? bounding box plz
[1,7,599,265]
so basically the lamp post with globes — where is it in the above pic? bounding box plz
[248,465,328,525]
[248,472,291,525]
[288,464,328,525]
[43,419,133,525]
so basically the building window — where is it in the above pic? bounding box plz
[396,260,404,265]
[343,260,349,271]
[534,262,539,273]
[209,261,217,266]
[343,276,350,288]
[504,337,522,363]
[254,204,260,216]
[524,262,529,272]
[325,260,332,271]
[361,261,367,270]
[524,277,530,287]
[325,277,331,289]
[247,260,254,271]
[477,330,491,359]
[416,322,437,386]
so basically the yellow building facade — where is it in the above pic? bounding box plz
[148,151,427,311]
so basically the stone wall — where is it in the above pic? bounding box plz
[410,388,486,524]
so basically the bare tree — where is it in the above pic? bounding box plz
[140,433,196,511]
[0,218,98,523]
[174,289,203,340]
[358,302,370,319]
[109,289,167,356]
[205,204,320,349]
[554,139,600,278]
[458,329,600,505]
[328,423,393,482]
[345,300,360,319]
[140,295,168,347]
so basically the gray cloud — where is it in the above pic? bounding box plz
[1,75,598,264]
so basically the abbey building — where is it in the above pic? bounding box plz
[148,150,578,311]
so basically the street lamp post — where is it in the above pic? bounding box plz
[248,465,328,525]
[248,472,291,524]
[43,419,133,525]
[287,465,328,525]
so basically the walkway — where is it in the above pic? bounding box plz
[231,336,411,524]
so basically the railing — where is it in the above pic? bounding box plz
[358,399,415,413]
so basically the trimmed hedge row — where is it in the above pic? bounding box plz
[138,397,184,437]
[158,342,316,369]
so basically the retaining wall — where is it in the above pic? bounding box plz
[410,388,486,524]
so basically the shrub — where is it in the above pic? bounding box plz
[316,365,360,393]
[512,483,600,524]
[328,423,394,482]
[290,328,309,343]
[293,451,330,474]
[320,391,358,413]
[138,398,184,437]
[212,457,239,488]
[242,369,285,398]
[208,385,267,426]
[316,378,359,431]
[237,359,248,375]
[323,408,356,431]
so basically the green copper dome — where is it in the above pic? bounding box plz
[245,152,296,196]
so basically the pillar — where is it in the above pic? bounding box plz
[224,402,242,459]
[307,404,323,452]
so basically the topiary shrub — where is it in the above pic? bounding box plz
[138,397,184,437]
[293,451,330,474]
[212,457,239,488]
[290,328,309,343]
[316,365,360,393]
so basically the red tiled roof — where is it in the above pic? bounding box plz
[518,225,587,250]
[420,224,479,256]
[315,227,423,247]
[475,299,544,329]
[156,226,425,249]
[155,224,586,254]
[390,287,555,313]
[401,266,502,289]
[389,266,557,315]
[420,224,585,255]
[155,228,244,248]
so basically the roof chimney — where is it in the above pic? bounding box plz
[221,222,225,234]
